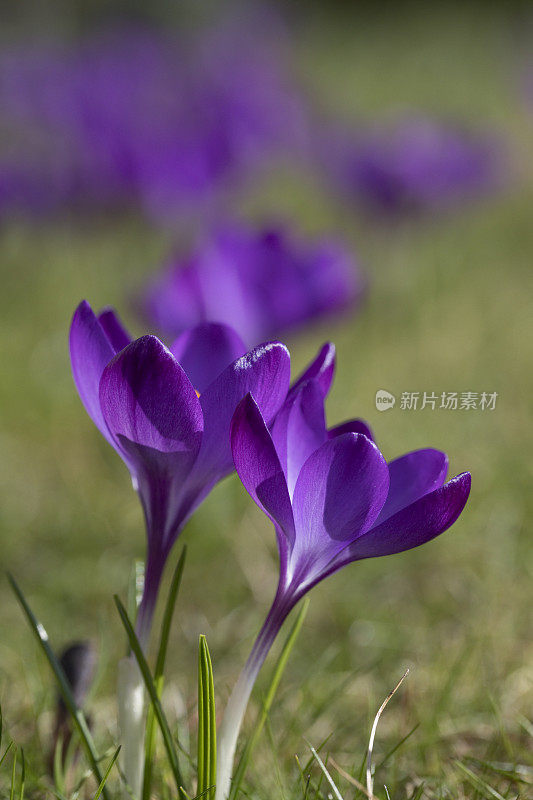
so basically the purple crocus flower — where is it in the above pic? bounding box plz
[69,300,294,645]
[215,377,471,799]
[144,223,362,346]
[324,116,498,214]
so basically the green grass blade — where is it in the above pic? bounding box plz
[0,741,14,769]
[454,761,506,800]
[313,750,328,799]
[308,746,341,800]
[230,598,309,800]
[298,733,334,779]
[292,733,333,800]
[143,547,187,800]
[10,748,17,800]
[197,634,216,800]
[51,788,70,800]
[408,782,425,800]
[155,548,187,680]
[295,755,313,800]
[18,748,25,800]
[93,746,121,799]
[52,736,65,798]
[8,574,108,799]
[376,722,420,770]
[113,595,185,796]
[466,757,532,784]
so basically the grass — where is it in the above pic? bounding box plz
[0,4,532,798]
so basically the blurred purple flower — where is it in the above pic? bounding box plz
[0,21,307,221]
[215,378,471,799]
[324,116,498,214]
[144,223,362,345]
[69,300,292,643]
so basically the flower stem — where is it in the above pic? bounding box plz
[118,654,146,799]
[117,550,162,800]
[215,592,293,800]
[134,548,165,650]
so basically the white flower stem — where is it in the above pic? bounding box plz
[117,584,154,800]
[118,654,146,799]
[215,594,292,800]
[215,658,261,800]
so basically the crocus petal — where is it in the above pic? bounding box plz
[231,394,295,540]
[69,300,117,443]
[99,335,203,457]
[270,380,327,498]
[117,440,200,550]
[290,342,335,398]
[336,472,471,563]
[290,433,389,580]
[193,341,291,481]
[170,322,247,395]
[328,418,374,442]
[97,307,132,352]
[374,448,448,526]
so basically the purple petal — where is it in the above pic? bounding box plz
[270,380,327,497]
[375,449,448,526]
[337,472,471,562]
[117,440,200,547]
[97,307,131,352]
[328,418,374,442]
[99,335,203,456]
[290,433,389,580]
[69,300,116,443]
[231,394,295,540]
[290,342,335,398]
[170,322,247,395]
[193,341,291,481]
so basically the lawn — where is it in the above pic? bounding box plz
[0,5,531,798]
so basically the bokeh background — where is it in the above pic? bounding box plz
[1,2,532,797]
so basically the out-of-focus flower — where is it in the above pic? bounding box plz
[50,641,97,771]
[215,380,471,800]
[144,223,362,345]
[0,21,306,221]
[323,116,498,214]
[69,300,292,642]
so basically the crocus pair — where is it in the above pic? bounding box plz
[70,301,471,800]
[215,367,471,799]
[144,223,362,346]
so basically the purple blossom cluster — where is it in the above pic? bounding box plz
[0,24,306,221]
[0,19,501,225]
